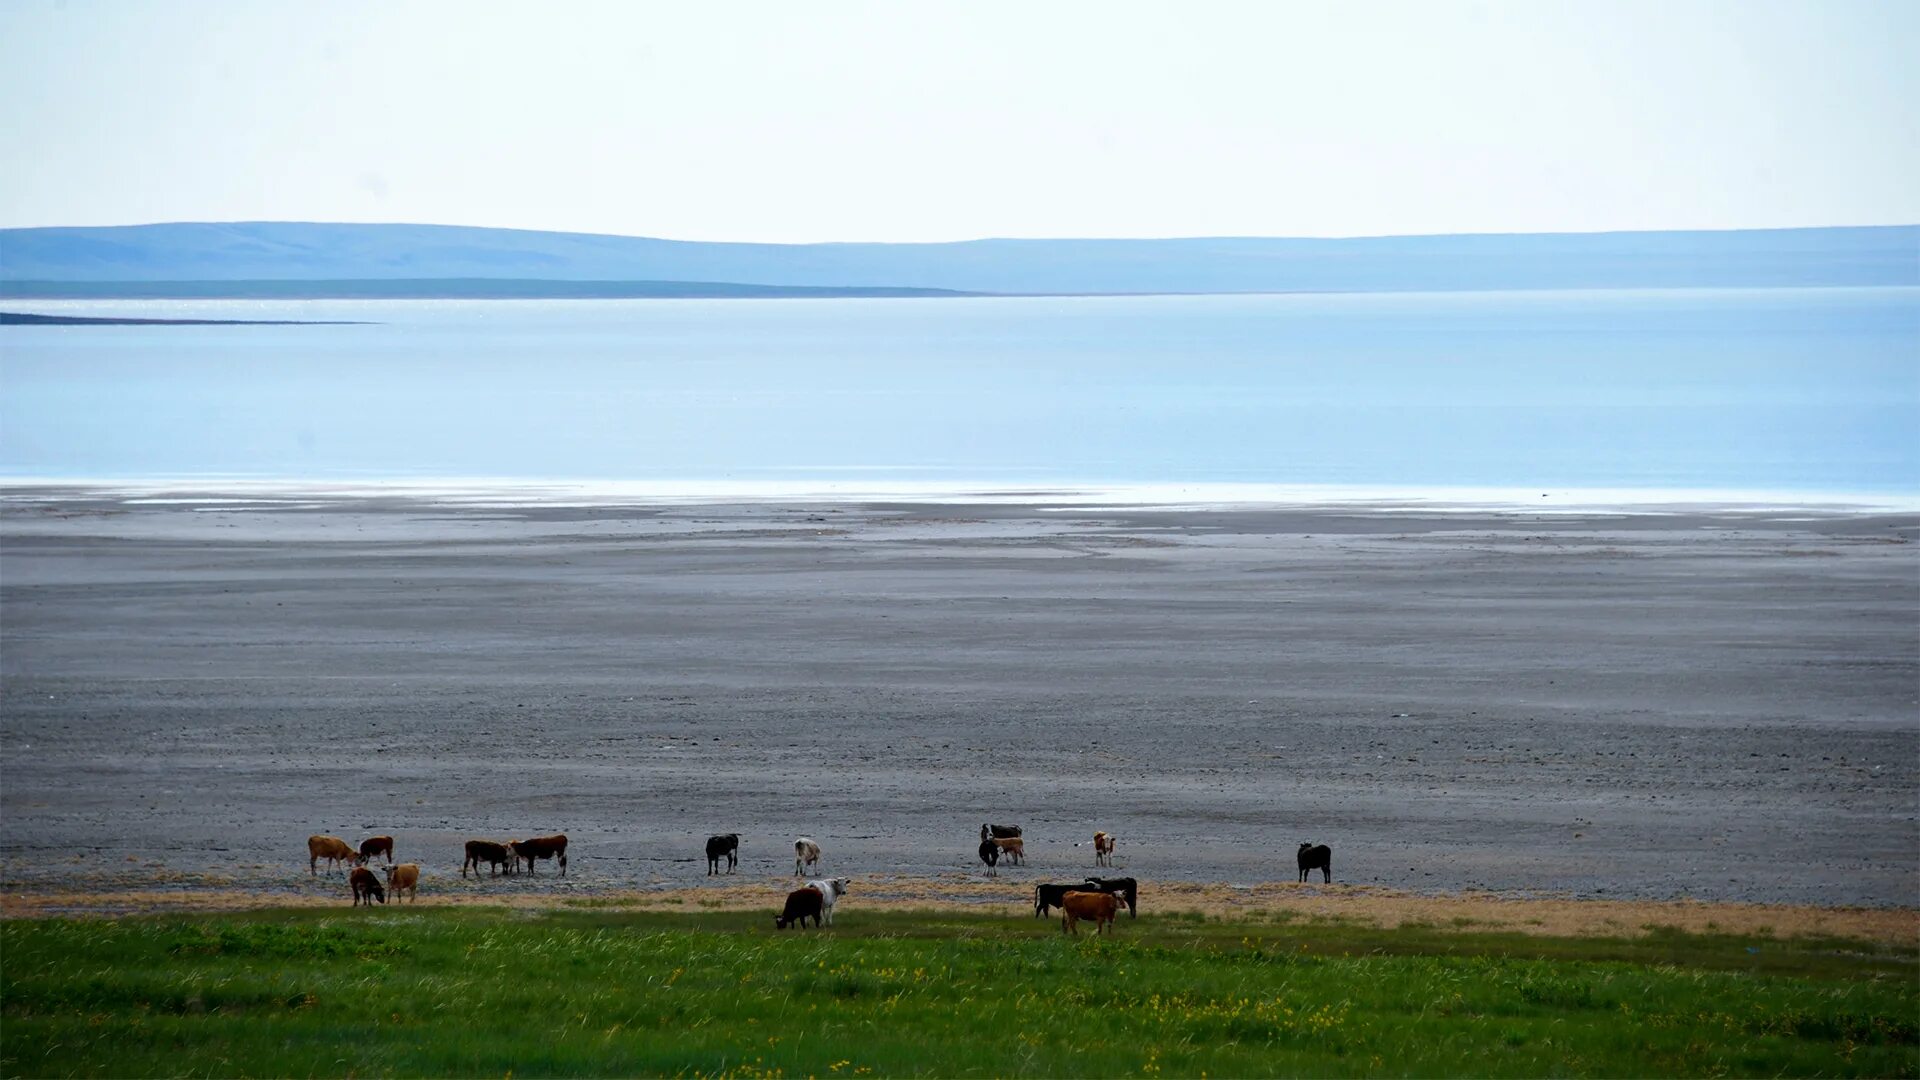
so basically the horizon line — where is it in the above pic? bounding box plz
[4,219,1918,248]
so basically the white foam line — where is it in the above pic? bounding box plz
[3,477,1915,513]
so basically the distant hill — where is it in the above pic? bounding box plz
[2,221,1914,295]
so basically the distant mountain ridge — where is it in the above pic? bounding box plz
[2,221,1914,295]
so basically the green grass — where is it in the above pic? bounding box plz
[3,907,1914,1077]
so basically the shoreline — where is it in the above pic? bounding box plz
[5,477,1917,514]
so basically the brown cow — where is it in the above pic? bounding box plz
[509,834,569,875]
[462,839,513,877]
[1060,890,1118,936]
[1093,832,1116,867]
[385,863,420,903]
[776,886,825,930]
[993,837,1025,865]
[357,835,394,866]
[349,866,387,906]
[308,835,354,875]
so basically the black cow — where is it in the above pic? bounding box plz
[1033,881,1094,918]
[981,823,1022,841]
[462,839,514,877]
[706,833,739,875]
[1297,843,1332,883]
[978,838,1001,876]
[1083,876,1139,918]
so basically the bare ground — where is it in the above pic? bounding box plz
[2,487,1915,911]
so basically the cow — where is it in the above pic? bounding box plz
[993,837,1026,865]
[349,866,387,906]
[385,863,420,903]
[462,839,514,877]
[981,823,1021,841]
[775,886,824,930]
[805,878,849,925]
[1083,876,1138,918]
[1033,881,1093,918]
[1060,890,1118,935]
[308,835,354,876]
[357,835,394,866]
[793,837,821,877]
[509,834,569,876]
[979,838,1002,877]
[706,833,739,876]
[1298,843,1332,883]
[1093,831,1116,867]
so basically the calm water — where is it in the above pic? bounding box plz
[2,289,1915,495]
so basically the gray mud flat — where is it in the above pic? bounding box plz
[2,491,1915,907]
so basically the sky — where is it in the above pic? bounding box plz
[1,1,1915,243]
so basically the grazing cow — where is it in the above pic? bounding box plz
[308,835,354,875]
[979,838,1002,876]
[462,839,514,877]
[775,886,825,930]
[1298,843,1332,883]
[357,835,394,866]
[805,878,849,925]
[993,837,1026,865]
[981,823,1022,841]
[349,866,387,906]
[1083,876,1139,918]
[509,834,569,876]
[706,833,739,876]
[1093,832,1117,868]
[793,837,821,877]
[1033,881,1093,918]
[1060,890,1118,936]
[385,863,420,903]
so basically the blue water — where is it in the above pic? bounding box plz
[2,289,1915,495]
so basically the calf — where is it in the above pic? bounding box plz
[993,837,1026,865]
[979,838,1002,877]
[706,833,739,876]
[510,834,569,876]
[1033,881,1092,918]
[981,823,1022,841]
[793,837,821,877]
[1093,831,1116,867]
[1297,843,1332,883]
[357,835,394,866]
[462,839,513,877]
[805,878,850,925]
[1083,876,1139,918]
[1060,890,1118,936]
[349,866,387,906]
[385,863,420,903]
[308,835,354,875]
[775,886,825,930]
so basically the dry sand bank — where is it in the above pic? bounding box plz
[4,869,1914,947]
[2,487,1915,908]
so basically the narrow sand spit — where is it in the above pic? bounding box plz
[3,489,1916,910]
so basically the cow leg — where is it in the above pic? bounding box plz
[560,854,567,876]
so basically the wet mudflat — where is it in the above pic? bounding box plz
[2,490,1914,907]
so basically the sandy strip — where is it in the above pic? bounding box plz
[5,876,1914,945]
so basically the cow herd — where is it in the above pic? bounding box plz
[304,825,1336,934]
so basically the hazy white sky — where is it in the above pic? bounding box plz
[1,1,1914,242]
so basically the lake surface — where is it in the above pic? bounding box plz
[2,289,1914,497]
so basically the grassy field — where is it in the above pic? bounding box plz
[2,905,1915,1077]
